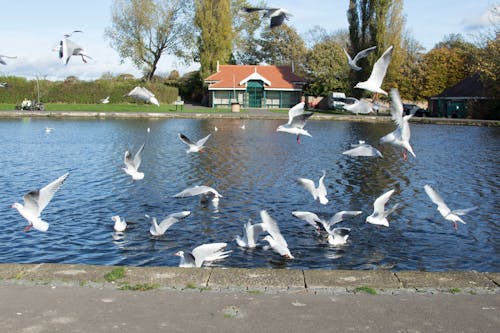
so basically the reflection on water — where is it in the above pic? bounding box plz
[0,118,498,271]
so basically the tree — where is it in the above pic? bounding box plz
[231,0,265,64]
[105,0,193,81]
[195,0,234,79]
[398,32,425,100]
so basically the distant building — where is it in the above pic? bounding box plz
[428,74,489,118]
[204,64,306,108]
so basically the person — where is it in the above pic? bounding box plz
[21,98,32,110]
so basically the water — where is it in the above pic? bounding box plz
[0,117,498,271]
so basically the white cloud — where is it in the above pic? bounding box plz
[463,4,500,30]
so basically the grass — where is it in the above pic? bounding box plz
[119,283,160,291]
[185,282,197,289]
[104,267,126,282]
[247,290,263,295]
[354,286,378,295]
[449,288,461,294]
[0,103,236,113]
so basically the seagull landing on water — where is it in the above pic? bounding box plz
[380,89,416,160]
[175,243,231,268]
[112,215,127,232]
[342,141,383,158]
[236,218,266,249]
[366,189,399,227]
[276,102,313,144]
[354,45,393,96]
[297,170,328,205]
[178,133,211,153]
[292,210,362,235]
[146,211,191,237]
[343,100,373,115]
[11,172,69,232]
[173,185,222,208]
[260,210,294,259]
[240,7,292,28]
[0,54,17,65]
[343,46,377,71]
[123,143,145,180]
[424,185,477,230]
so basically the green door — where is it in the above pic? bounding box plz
[247,80,264,107]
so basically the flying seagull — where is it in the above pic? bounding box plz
[343,46,377,71]
[0,55,17,65]
[380,89,416,160]
[125,86,160,106]
[292,210,362,234]
[343,100,373,115]
[424,185,477,230]
[175,243,232,268]
[147,211,191,237]
[111,215,127,232]
[123,143,145,180]
[342,141,383,158]
[173,185,222,208]
[276,102,313,143]
[178,133,211,153]
[0,82,9,88]
[297,170,328,205]
[354,45,393,95]
[366,189,399,227]
[100,96,110,104]
[64,30,83,38]
[54,33,92,65]
[11,172,69,232]
[261,210,294,259]
[241,7,292,28]
[236,218,266,248]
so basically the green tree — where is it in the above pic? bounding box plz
[231,0,265,64]
[105,0,193,81]
[398,32,425,100]
[195,0,234,79]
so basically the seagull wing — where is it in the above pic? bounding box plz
[389,89,404,128]
[424,185,450,213]
[290,112,313,129]
[260,210,288,248]
[246,221,265,246]
[133,143,145,169]
[331,227,351,238]
[270,14,286,28]
[342,48,353,62]
[292,211,322,228]
[173,185,221,198]
[452,207,478,216]
[178,133,194,146]
[157,211,190,233]
[192,243,230,267]
[195,134,211,147]
[24,173,69,215]
[317,171,327,197]
[327,210,363,228]
[352,46,377,63]
[287,102,305,125]
[373,189,395,215]
[297,178,317,199]
[365,45,393,89]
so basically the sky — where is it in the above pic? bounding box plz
[0,0,498,81]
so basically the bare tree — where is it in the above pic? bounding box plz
[105,0,193,81]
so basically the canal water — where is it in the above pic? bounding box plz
[0,117,498,271]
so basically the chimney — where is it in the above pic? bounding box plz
[291,61,294,73]
[216,60,220,73]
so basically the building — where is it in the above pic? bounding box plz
[204,64,306,108]
[428,74,488,118]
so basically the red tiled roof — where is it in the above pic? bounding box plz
[205,65,306,90]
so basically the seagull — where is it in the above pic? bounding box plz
[354,45,393,95]
[380,89,416,160]
[111,215,127,232]
[343,100,373,114]
[236,218,266,248]
[54,35,92,65]
[214,126,218,132]
[125,86,160,106]
[343,46,377,71]
[240,7,292,28]
[292,210,362,234]
[297,170,328,205]
[260,210,294,259]
[64,30,83,38]
[11,172,69,232]
[175,243,232,268]
[277,102,313,143]
[366,189,399,227]
[291,211,323,233]
[0,82,8,88]
[0,55,17,65]
[327,227,352,246]
[173,185,222,207]
[424,185,477,230]
[240,124,246,130]
[178,133,211,153]
[123,143,145,180]
[147,211,191,236]
[100,96,110,104]
[342,141,383,158]
[45,127,55,133]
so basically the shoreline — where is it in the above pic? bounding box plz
[0,110,498,126]
[1,263,498,295]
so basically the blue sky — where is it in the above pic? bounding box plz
[0,0,497,80]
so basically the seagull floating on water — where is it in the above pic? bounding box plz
[125,86,160,106]
[240,7,292,28]
[123,143,145,180]
[45,127,55,133]
[297,170,328,205]
[178,133,211,153]
[175,243,232,268]
[342,141,382,158]
[236,218,266,249]
[146,211,191,236]
[380,89,416,160]
[366,189,399,227]
[277,102,313,143]
[260,210,294,259]
[354,45,393,95]
[0,54,17,65]
[111,215,127,232]
[11,172,69,232]
[327,227,352,246]
[424,185,477,230]
[343,46,377,71]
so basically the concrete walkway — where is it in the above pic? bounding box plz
[1,264,499,332]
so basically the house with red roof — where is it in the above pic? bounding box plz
[204,64,306,108]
